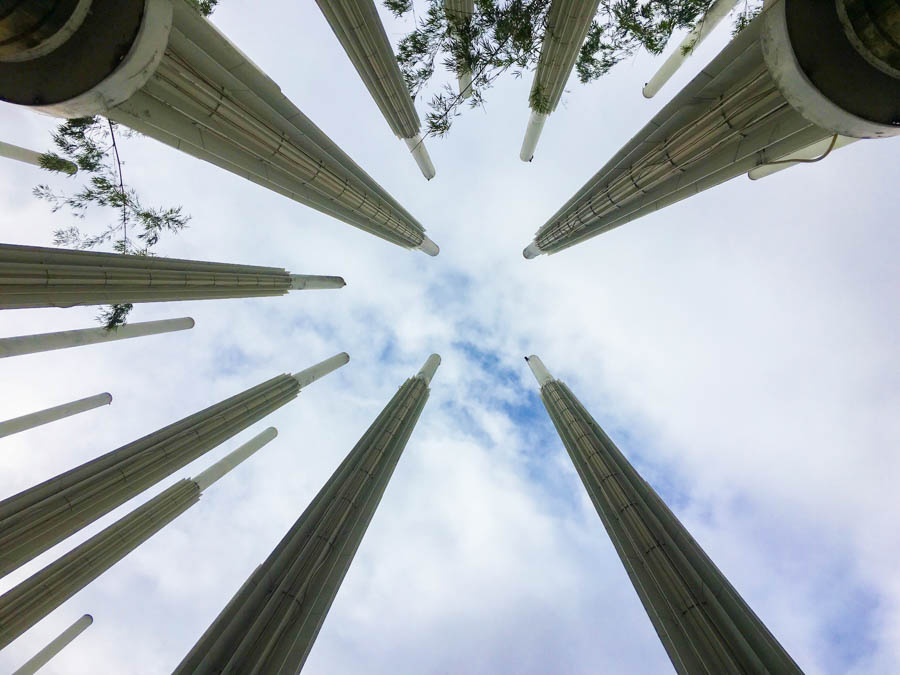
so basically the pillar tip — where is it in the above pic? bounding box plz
[417,353,441,384]
[525,354,554,386]
[523,242,542,259]
[418,235,440,257]
[292,352,350,387]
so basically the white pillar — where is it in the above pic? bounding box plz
[523,242,544,259]
[520,110,549,162]
[417,354,441,384]
[192,427,278,491]
[11,614,93,675]
[403,135,436,181]
[458,69,474,99]
[416,235,440,257]
[0,141,76,174]
[748,135,859,180]
[292,352,350,388]
[0,393,112,439]
[525,355,554,386]
[642,0,739,98]
[0,317,195,359]
[289,274,346,290]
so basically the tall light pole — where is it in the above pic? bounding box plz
[0,243,344,310]
[317,0,437,179]
[0,1,439,255]
[525,355,802,673]
[0,353,349,578]
[519,0,601,162]
[523,0,900,258]
[0,317,195,359]
[0,428,278,650]
[175,355,440,674]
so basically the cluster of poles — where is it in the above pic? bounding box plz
[0,0,897,671]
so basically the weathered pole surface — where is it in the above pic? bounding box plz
[523,0,900,257]
[520,0,601,161]
[445,0,476,98]
[0,428,277,650]
[0,354,348,578]
[0,0,438,255]
[316,0,436,180]
[0,317,194,359]
[11,614,93,675]
[0,392,112,439]
[0,243,344,310]
[175,354,440,674]
[526,355,802,674]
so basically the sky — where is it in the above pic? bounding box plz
[1,3,899,674]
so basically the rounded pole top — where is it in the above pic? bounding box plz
[525,355,554,386]
[523,242,542,259]
[417,354,441,384]
[293,352,350,388]
[418,235,440,257]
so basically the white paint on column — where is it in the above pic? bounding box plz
[642,0,739,98]
[0,318,195,359]
[292,352,350,388]
[417,354,441,385]
[0,393,112,439]
[289,274,346,290]
[525,355,555,386]
[12,614,93,675]
[519,110,549,162]
[192,427,278,492]
[404,134,436,180]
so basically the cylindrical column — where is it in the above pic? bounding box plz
[0,243,345,309]
[0,141,76,173]
[176,355,440,674]
[292,352,350,388]
[445,0,475,98]
[0,428,277,650]
[0,317,195,359]
[528,355,802,674]
[0,354,346,578]
[0,1,438,254]
[0,392,112,439]
[11,613,93,675]
[316,0,436,180]
[642,0,739,98]
[520,0,601,161]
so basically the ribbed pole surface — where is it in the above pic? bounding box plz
[0,392,112,439]
[0,317,194,358]
[0,244,343,309]
[317,0,421,140]
[0,427,277,650]
[0,480,198,650]
[0,375,299,578]
[529,0,600,115]
[175,356,440,674]
[524,11,830,256]
[11,613,93,675]
[528,357,801,674]
[106,3,434,253]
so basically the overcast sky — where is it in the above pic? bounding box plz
[1,3,899,674]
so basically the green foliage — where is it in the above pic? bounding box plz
[186,0,219,16]
[34,116,189,330]
[386,0,763,136]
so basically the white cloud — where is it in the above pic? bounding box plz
[1,4,898,674]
